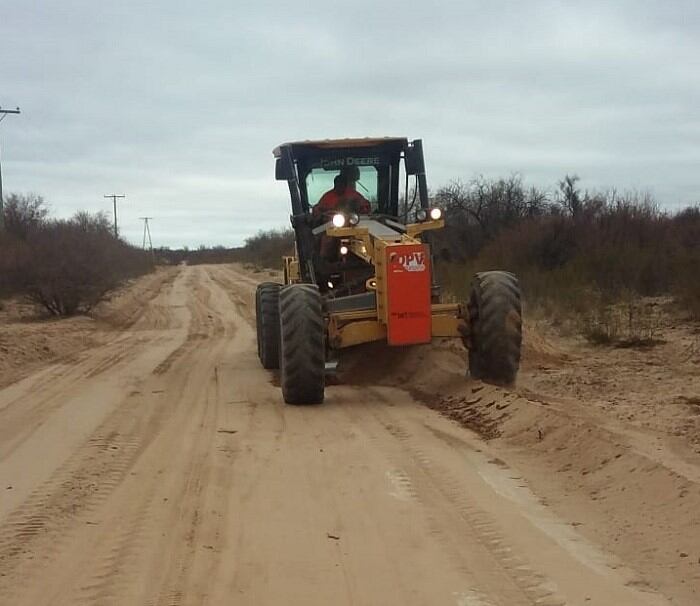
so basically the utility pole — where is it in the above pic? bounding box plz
[139,216,153,251]
[104,193,125,238]
[0,106,21,232]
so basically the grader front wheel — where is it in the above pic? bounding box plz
[468,271,522,385]
[279,284,325,404]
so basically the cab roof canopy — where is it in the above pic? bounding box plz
[272,137,409,158]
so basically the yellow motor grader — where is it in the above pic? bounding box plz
[255,137,522,404]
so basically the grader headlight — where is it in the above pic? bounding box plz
[332,213,346,228]
[429,207,443,221]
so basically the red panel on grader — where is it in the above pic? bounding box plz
[385,244,432,345]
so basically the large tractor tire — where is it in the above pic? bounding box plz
[255,282,281,370]
[279,284,325,404]
[467,271,522,385]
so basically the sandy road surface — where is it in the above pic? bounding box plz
[0,264,678,605]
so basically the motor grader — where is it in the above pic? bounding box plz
[255,137,522,404]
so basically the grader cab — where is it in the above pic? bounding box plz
[255,137,522,404]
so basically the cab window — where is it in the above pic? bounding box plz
[306,166,379,210]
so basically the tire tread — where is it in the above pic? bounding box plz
[468,271,522,384]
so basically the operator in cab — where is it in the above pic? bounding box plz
[312,167,371,219]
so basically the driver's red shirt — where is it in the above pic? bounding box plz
[313,187,371,217]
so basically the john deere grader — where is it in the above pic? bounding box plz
[255,137,522,404]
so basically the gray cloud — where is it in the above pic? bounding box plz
[1,0,698,247]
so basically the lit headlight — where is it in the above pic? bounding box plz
[339,245,349,255]
[332,213,346,228]
[416,209,428,222]
[429,207,443,221]
[348,212,360,226]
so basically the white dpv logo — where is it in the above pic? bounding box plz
[390,251,426,272]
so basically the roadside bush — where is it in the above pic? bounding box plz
[669,207,700,319]
[433,176,551,260]
[20,212,153,316]
[2,196,153,316]
[0,232,31,297]
[673,253,700,320]
[237,229,294,269]
[433,177,700,331]
[2,193,49,240]
[578,293,663,346]
[156,229,294,269]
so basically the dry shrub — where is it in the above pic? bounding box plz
[669,208,700,319]
[433,260,475,303]
[21,214,153,315]
[2,193,49,240]
[434,176,550,262]
[578,294,664,346]
[673,255,700,320]
[433,178,700,333]
[239,229,294,269]
[1,201,153,316]
[0,233,31,297]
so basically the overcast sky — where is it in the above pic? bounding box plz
[1,1,698,248]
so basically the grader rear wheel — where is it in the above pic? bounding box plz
[255,282,281,370]
[468,271,522,385]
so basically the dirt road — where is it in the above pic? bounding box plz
[0,264,684,605]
